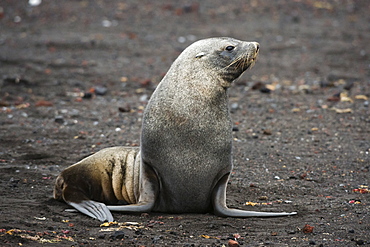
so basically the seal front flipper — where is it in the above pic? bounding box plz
[68,201,114,222]
[107,162,158,213]
[212,174,297,217]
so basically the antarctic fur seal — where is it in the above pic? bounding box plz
[108,37,296,218]
[54,37,297,222]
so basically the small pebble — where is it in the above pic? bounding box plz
[14,16,21,23]
[118,105,131,113]
[109,230,125,239]
[102,19,112,27]
[230,102,239,112]
[55,116,64,124]
[29,0,42,6]
[355,239,365,245]
[309,240,316,245]
[83,92,93,99]
[302,224,314,233]
[152,235,163,243]
[251,81,264,90]
[263,129,272,135]
[139,94,148,102]
[260,87,271,93]
[228,239,240,247]
[95,86,107,95]
[178,36,186,43]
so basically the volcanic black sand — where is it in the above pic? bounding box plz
[0,1,369,246]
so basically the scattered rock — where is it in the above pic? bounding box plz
[118,105,131,113]
[152,235,163,244]
[54,116,64,124]
[228,239,240,247]
[82,92,93,99]
[260,87,271,94]
[230,102,239,113]
[140,79,152,87]
[35,100,53,107]
[355,239,365,245]
[95,86,108,95]
[139,94,148,102]
[263,129,272,135]
[3,77,30,85]
[251,81,265,90]
[327,93,341,102]
[302,224,314,233]
[109,230,125,240]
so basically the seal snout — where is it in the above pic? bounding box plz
[253,42,260,53]
[249,42,260,65]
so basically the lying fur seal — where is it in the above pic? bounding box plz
[54,147,141,222]
[54,37,297,221]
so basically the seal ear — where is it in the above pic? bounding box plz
[195,52,206,59]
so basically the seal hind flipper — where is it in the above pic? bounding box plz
[61,184,115,222]
[68,201,114,222]
[212,174,297,217]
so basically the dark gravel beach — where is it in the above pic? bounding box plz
[0,0,369,246]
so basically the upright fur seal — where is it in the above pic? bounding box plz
[108,37,296,217]
[54,37,297,221]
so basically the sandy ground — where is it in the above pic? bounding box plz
[0,0,369,246]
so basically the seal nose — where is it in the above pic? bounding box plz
[254,42,260,53]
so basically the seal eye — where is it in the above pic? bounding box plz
[225,46,235,51]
